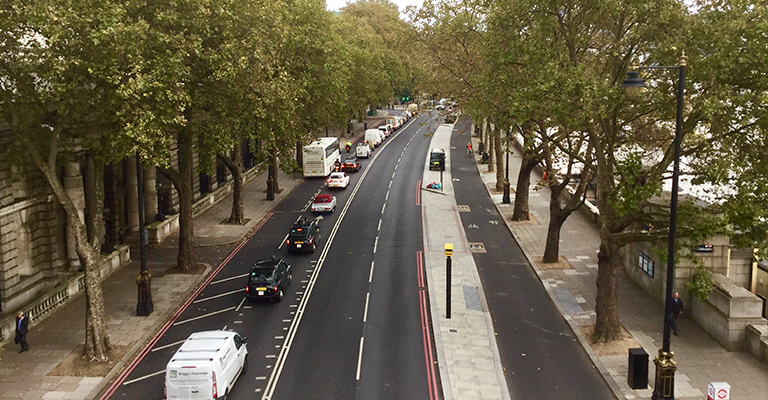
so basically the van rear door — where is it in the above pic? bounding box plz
[166,364,213,400]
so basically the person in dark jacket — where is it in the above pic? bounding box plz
[669,292,684,336]
[15,311,29,352]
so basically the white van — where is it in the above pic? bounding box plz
[365,129,382,147]
[165,331,248,400]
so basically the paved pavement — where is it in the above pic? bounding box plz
[2,108,766,400]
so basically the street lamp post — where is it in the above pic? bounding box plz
[135,153,154,316]
[622,53,686,400]
[502,131,511,204]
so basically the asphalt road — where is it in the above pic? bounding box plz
[104,111,439,400]
[448,119,616,399]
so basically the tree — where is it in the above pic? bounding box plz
[0,0,144,361]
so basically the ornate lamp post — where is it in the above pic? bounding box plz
[622,53,687,400]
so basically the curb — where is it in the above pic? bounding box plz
[88,263,214,400]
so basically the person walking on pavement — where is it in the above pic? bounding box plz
[15,311,29,352]
[670,292,684,336]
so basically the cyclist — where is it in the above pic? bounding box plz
[466,142,473,156]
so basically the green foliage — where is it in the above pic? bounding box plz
[608,151,662,218]
[686,267,714,302]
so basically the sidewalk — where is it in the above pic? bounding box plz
[0,115,383,400]
[469,134,768,399]
[421,123,511,400]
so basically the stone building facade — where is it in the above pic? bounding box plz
[0,130,257,326]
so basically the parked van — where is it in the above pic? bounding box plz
[165,331,248,400]
[365,129,383,147]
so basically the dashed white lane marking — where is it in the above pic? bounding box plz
[377,219,382,231]
[256,376,267,381]
[381,203,386,213]
[369,261,375,283]
[363,292,370,323]
[275,336,284,339]
[266,355,276,359]
[356,337,365,381]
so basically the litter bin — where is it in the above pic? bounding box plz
[627,348,648,389]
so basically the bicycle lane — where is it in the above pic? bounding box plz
[448,119,615,399]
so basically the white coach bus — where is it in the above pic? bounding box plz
[302,137,340,177]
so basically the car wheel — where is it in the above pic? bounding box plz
[276,289,284,302]
[311,242,317,253]
[287,273,293,284]
[242,355,248,374]
[331,205,335,213]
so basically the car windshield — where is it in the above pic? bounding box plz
[250,268,275,283]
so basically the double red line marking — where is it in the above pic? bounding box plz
[417,250,439,400]
[99,211,273,400]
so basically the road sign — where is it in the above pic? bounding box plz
[707,382,730,400]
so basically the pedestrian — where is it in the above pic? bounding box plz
[466,142,472,156]
[669,292,684,336]
[15,311,29,352]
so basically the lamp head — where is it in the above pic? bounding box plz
[621,70,646,99]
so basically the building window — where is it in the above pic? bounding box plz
[639,252,654,278]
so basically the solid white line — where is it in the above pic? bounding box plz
[363,293,370,323]
[369,261,375,282]
[193,289,242,303]
[278,233,289,250]
[173,307,236,326]
[151,339,185,352]
[210,273,248,285]
[122,370,164,385]
[356,337,365,381]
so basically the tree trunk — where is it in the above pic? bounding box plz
[487,125,494,172]
[495,128,504,190]
[511,156,536,221]
[542,195,564,263]
[176,132,197,273]
[271,152,279,192]
[296,140,303,169]
[593,236,622,342]
[16,133,110,361]
[217,141,244,224]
